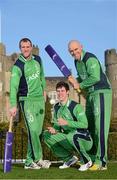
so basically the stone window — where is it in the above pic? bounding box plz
[48,91,58,104]
[113,91,117,98]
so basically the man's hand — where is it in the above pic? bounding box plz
[68,75,80,90]
[47,127,57,134]
[58,118,68,126]
[9,106,17,117]
[43,91,47,102]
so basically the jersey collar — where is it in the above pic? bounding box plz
[59,99,70,107]
[19,54,33,62]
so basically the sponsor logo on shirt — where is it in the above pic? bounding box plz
[28,71,40,81]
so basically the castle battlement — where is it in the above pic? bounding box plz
[105,49,117,66]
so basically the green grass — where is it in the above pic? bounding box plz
[0,162,117,179]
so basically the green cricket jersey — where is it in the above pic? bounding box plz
[75,50,111,93]
[53,99,88,133]
[10,54,46,107]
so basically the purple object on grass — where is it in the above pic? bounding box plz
[3,132,14,173]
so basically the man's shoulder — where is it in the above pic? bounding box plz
[32,55,42,64]
[69,100,79,110]
[33,54,40,58]
[70,100,78,105]
[70,100,84,109]
[84,52,98,61]
[54,102,60,108]
[14,58,25,70]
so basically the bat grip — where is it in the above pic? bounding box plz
[9,116,13,132]
[76,89,81,93]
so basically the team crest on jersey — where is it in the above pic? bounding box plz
[25,110,34,123]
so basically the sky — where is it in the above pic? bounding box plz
[0,0,117,77]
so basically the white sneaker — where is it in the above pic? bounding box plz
[37,159,51,169]
[78,160,92,171]
[24,162,41,169]
[59,156,78,169]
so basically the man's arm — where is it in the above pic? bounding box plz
[40,58,47,101]
[40,58,46,91]
[10,65,22,117]
[68,75,80,90]
[58,104,88,129]
[68,58,100,91]
[80,58,100,89]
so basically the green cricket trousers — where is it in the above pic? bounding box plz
[20,97,45,166]
[86,89,112,166]
[44,129,93,164]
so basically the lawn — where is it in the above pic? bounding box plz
[0,161,117,179]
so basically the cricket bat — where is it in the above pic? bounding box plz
[45,44,81,93]
[3,116,14,173]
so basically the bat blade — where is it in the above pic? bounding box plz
[3,116,14,173]
[45,45,71,77]
[3,132,13,173]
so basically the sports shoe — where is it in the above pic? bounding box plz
[89,164,107,171]
[78,160,92,171]
[24,162,41,169]
[36,159,51,169]
[59,156,78,169]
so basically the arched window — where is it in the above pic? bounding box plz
[48,91,58,104]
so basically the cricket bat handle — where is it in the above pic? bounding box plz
[68,75,81,93]
[76,89,81,93]
[9,116,13,132]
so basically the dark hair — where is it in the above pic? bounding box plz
[56,81,69,91]
[19,38,32,48]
